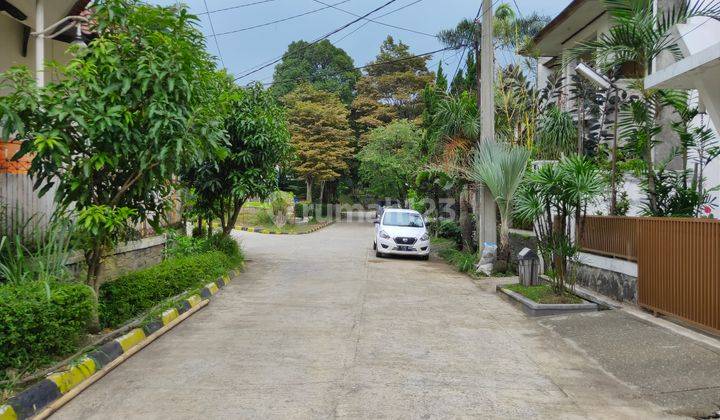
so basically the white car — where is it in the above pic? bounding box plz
[373,208,430,260]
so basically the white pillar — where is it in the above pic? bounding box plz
[35,0,45,87]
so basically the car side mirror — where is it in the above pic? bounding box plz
[373,219,379,224]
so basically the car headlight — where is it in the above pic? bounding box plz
[379,230,391,239]
[420,233,429,241]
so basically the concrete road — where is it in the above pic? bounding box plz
[54,222,676,419]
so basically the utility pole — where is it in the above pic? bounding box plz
[35,0,45,87]
[476,0,497,250]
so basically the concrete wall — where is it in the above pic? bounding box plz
[67,235,167,285]
[574,252,638,303]
[508,229,538,273]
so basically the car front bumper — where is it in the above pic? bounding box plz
[377,237,430,255]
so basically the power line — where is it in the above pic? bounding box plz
[331,0,426,45]
[203,0,226,68]
[214,0,354,37]
[234,0,401,81]
[309,0,436,38]
[260,45,456,87]
[197,0,279,15]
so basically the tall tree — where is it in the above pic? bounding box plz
[284,84,354,202]
[351,36,433,141]
[183,82,291,235]
[358,120,422,203]
[435,61,448,92]
[270,39,360,104]
[0,0,225,328]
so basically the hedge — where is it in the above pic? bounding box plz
[99,250,241,328]
[0,282,95,372]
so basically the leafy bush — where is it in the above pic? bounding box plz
[206,234,242,260]
[438,247,477,273]
[99,251,241,327]
[0,282,94,372]
[252,208,275,226]
[434,219,462,245]
[0,218,73,284]
[164,233,211,258]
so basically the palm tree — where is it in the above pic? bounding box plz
[566,0,720,75]
[430,92,479,251]
[565,0,720,214]
[466,141,530,270]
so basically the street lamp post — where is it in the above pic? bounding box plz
[31,3,88,87]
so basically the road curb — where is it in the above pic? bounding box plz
[236,220,334,235]
[0,271,237,420]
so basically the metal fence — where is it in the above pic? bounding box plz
[579,216,639,261]
[637,217,720,334]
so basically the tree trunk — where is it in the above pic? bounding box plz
[610,104,619,214]
[223,199,245,236]
[319,180,325,204]
[306,177,313,203]
[645,148,658,215]
[196,216,203,237]
[85,245,104,333]
[459,186,473,251]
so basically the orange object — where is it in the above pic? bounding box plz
[0,140,32,174]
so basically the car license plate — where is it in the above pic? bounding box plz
[397,245,414,251]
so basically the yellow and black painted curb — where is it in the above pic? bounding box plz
[236,220,334,235]
[0,271,237,420]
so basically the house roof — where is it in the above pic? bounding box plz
[531,0,606,57]
[1,0,89,30]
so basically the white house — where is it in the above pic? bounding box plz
[1,0,91,232]
[530,0,720,217]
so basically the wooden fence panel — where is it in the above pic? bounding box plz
[580,216,639,261]
[637,217,720,334]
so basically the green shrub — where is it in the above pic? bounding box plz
[206,233,242,260]
[0,282,94,372]
[433,219,462,245]
[99,251,241,327]
[438,246,477,273]
[164,233,212,258]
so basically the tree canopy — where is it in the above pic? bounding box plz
[358,120,422,202]
[270,39,360,104]
[351,36,433,141]
[184,82,291,235]
[0,0,225,326]
[284,84,354,202]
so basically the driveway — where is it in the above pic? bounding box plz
[54,221,678,419]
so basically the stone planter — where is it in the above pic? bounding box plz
[496,284,599,317]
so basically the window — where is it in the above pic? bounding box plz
[382,212,424,228]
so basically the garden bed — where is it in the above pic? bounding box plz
[235,219,333,235]
[497,283,599,317]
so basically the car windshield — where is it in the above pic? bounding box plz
[383,212,424,227]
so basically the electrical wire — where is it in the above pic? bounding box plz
[234,0,400,81]
[197,0,280,15]
[331,0,425,45]
[214,0,354,37]
[203,0,226,68]
[309,0,436,38]
[260,45,457,87]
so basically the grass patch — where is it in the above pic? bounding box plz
[505,283,583,304]
[236,220,328,234]
[432,237,478,274]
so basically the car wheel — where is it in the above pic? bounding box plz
[421,255,429,261]
[376,250,383,258]
[373,241,377,250]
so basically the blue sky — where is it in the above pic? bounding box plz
[151,0,571,84]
